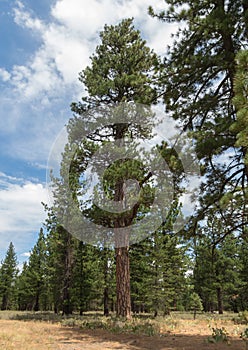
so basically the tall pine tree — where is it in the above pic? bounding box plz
[149,0,248,236]
[67,18,159,319]
[0,242,18,310]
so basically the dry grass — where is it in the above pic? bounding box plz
[0,320,59,350]
[0,311,247,350]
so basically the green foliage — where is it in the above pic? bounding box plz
[0,243,18,310]
[73,18,158,108]
[7,4,248,319]
[240,328,248,350]
[231,50,248,164]
[71,242,109,314]
[61,316,161,336]
[150,0,248,243]
[130,227,187,316]
[207,327,230,344]
[235,311,248,325]
[67,18,164,319]
[193,208,243,314]
[17,229,49,311]
[188,292,203,319]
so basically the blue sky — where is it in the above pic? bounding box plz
[0,0,177,267]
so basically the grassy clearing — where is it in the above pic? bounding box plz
[0,310,247,338]
[0,311,247,350]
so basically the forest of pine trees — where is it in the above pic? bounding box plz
[1,225,248,315]
[0,0,247,317]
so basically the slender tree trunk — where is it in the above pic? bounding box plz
[1,291,8,310]
[104,286,109,316]
[34,283,40,311]
[62,232,73,315]
[79,241,84,316]
[217,287,224,314]
[103,247,109,316]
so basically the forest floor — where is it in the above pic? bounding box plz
[0,312,247,350]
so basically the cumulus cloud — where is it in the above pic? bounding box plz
[0,0,176,165]
[9,0,174,100]
[0,174,48,254]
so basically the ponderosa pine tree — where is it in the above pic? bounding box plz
[0,242,18,310]
[149,0,248,236]
[231,50,248,178]
[68,18,159,319]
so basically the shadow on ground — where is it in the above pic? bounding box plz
[57,326,245,350]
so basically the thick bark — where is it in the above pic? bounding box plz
[114,125,132,319]
[115,244,131,319]
[114,189,132,319]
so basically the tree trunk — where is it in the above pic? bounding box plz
[104,286,109,316]
[115,244,131,319]
[103,247,109,316]
[1,291,8,310]
[217,287,224,314]
[33,285,40,312]
[62,232,73,315]
[113,132,131,319]
[193,308,196,320]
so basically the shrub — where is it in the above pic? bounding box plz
[240,328,248,350]
[207,327,230,344]
[233,311,248,324]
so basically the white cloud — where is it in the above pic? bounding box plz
[9,0,174,100]
[0,174,48,254]
[0,0,177,167]
[0,172,25,185]
[20,252,31,257]
[0,68,11,82]
[51,0,115,38]
[13,2,44,32]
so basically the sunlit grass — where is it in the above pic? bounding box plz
[0,320,58,350]
[0,311,247,349]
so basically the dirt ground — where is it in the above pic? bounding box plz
[0,319,247,350]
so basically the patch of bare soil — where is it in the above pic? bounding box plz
[0,319,246,350]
